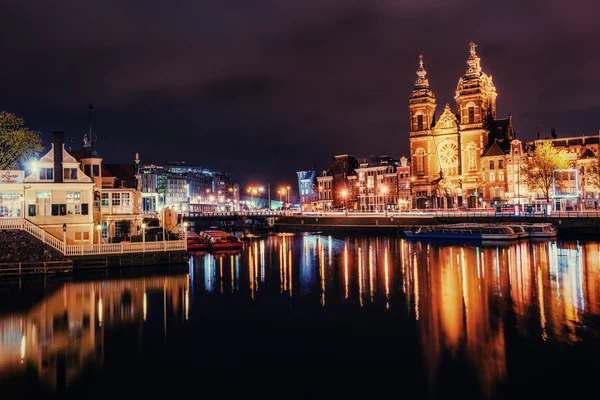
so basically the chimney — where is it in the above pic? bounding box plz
[53,131,64,183]
[551,128,557,139]
[537,125,540,140]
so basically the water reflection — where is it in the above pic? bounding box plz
[0,274,189,393]
[2,235,600,397]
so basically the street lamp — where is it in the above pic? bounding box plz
[341,189,348,216]
[62,223,67,248]
[380,186,389,215]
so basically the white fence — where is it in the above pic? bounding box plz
[0,218,187,256]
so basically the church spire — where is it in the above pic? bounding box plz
[409,54,436,133]
[465,41,481,75]
[414,54,430,90]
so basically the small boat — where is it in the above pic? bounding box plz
[186,231,209,251]
[200,230,244,250]
[404,224,519,241]
[517,223,557,238]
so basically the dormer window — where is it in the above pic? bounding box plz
[468,106,475,124]
[39,168,53,180]
[63,168,78,180]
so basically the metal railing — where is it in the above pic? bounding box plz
[1,218,187,255]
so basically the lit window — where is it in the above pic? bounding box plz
[122,193,131,206]
[102,193,109,206]
[66,192,82,215]
[112,193,121,206]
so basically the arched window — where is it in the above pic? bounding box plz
[415,112,424,131]
[415,148,425,175]
[466,102,476,124]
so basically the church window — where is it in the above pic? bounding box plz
[468,106,475,124]
[467,143,477,171]
[417,114,423,131]
[415,149,425,175]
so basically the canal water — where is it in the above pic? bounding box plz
[1,234,599,399]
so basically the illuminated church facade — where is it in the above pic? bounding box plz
[409,42,523,209]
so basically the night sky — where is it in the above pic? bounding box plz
[1,0,599,190]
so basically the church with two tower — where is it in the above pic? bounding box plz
[409,42,523,209]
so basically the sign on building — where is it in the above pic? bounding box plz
[0,170,25,183]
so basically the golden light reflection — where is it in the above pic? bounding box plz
[345,243,349,299]
[0,275,188,392]
[320,236,326,307]
[143,292,147,321]
[384,246,389,310]
[358,246,363,307]
[368,244,374,303]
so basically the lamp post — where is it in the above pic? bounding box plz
[286,186,290,204]
[410,177,416,210]
[142,223,146,245]
[62,223,67,249]
[381,186,389,216]
[458,175,463,208]
[341,189,348,216]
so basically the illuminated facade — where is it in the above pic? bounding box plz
[409,43,516,209]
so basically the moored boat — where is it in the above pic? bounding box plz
[186,231,210,251]
[404,223,519,241]
[200,230,244,250]
[517,223,557,238]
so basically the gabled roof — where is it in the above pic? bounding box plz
[104,164,136,188]
[580,148,596,160]
[481,140,507,157]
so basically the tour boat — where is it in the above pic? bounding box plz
[199,230,244,250]
[404,224,520,241]
[517,223,557,238]
[186,231,210,251]
[500,224,530,239]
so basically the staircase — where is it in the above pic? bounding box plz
[0,218,65,254]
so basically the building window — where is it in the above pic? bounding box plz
[416,149,425,174]
[74,231,90,241]
[102,193,109,206]
[93,165,100,177]
[66,192,82,215]
[63,168,78,180]
[468,106,475,124]
[417,114,423,131]
[39,168,53,180]
[498,160,504,169]
[84,164,91,177]
[122,193,131,206]
[490,173,495,182]
[489,161,495,170]
[499,172,504,181]
[112,193,121,206]
[35,192,51,216]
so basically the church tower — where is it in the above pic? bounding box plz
[409,54,437,135]
[408,55,439,209]
[454,42,497,130]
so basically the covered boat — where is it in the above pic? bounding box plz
[517,223,557,238]
[404,224,519,241]
[200,230,244,250]
[186,231,209,251]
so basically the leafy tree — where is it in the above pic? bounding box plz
[523,142,570,202]
[0,111,43,169]
[117,220,132,238]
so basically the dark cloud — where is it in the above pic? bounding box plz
[1,0,599,190]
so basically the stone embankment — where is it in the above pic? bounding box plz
[0,231,64,263]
